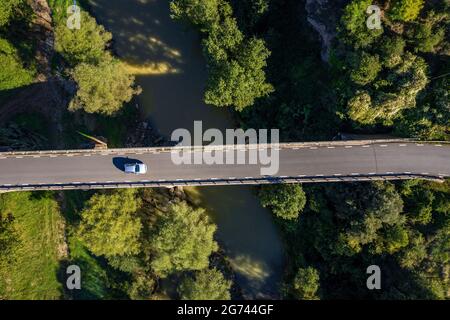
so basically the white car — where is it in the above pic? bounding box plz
[124,163,148,174]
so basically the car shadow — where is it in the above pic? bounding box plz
[112,157,143,172]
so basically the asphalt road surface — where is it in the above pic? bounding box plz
[0,142,448,190]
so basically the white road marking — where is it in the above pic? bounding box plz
[298,175,306,177]
[351,173,360,175]
[421,173,429,175]
[333,173,342,176]
[309,147,318,150]
[50,155,57,158]
[228,177,236,179]
[399,144,407,147]
[435,144,442,147]
[379,145,387,147]
[32,155,40,158]
[368,172,376,175]
[315,174,324,177]
[416,144,424,146]
[404,172,412,174]
[106,181,115,183]
[245,177,253,179]
[362,145,370,148]
[386,172,394,174]
[84,154,91,157]
[16,156,23,159]
[345,146,352,148]
[327,146,335,149]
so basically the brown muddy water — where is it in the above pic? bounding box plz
[89,0,284,299]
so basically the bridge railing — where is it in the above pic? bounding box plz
[0,173,445,193]
[0,139,448,158]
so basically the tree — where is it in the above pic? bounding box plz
[259,184,307,220]
[170,0,222,30]
[171,0,272,110]
[379,36,405,68]
[390,0,425,22]
[0,38,34,90]
[149,202,218,277]
[340,0,383,48]
[205,38,273,110]
[78,189,142,257]
[293,267,320,300]
[350,52,381,85]
[178,268,231,300]
[69,55,141,115]
[0,0,21,26]
[55,11,112,66]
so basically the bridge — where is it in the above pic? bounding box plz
[0,140,448,192]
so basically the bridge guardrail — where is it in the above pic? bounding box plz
[0,139,448,158]
[0,173,446,193]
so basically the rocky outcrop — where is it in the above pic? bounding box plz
[305,0,348,62]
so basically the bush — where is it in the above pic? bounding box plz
[259,184,307,220]
[0,38,34,90]
[55,11,112,66]
[69,55,141,115]
[149,202,218,277]
[178,268,231,300]
[389,0,424,22]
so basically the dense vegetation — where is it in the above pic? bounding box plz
[52,1,140,115]
[0,0,448,301]
[170,0,273,110]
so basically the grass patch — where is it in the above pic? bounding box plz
[0,192,65,300]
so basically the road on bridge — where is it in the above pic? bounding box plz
[0,142,448,190]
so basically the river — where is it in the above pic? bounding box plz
[89,0,284,299]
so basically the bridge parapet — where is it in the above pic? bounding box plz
[0,139,448,158]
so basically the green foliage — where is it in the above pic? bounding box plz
[0,212,18,267]
[350,52,382,85]
[0,38,34,90]
[55,11,112,66]
[178,268,231,300]
[379,36,405,68]
[69,55,141,115]
[170,0,273,110]
[389,0,424,22]
[205,38,274,110]
[170,0,221,30]
[340,0,383,48]
[346,52,428,125]
[0,0,21,26]
[149,202,218,277]
[259,184,307,220]
[0,192,64,299]
[78,189,142,257]
[293,267,320,300]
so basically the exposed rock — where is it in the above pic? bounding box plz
[305,0,348,62]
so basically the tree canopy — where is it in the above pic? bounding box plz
[78,189,142,257]
[55,11,112,66]
[69,55,141,115]
[178,268,231,300]
[170,0,273,110]
[259,184,307,220]
[149,202,218,277]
